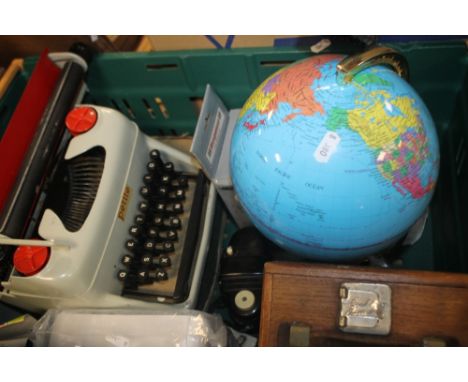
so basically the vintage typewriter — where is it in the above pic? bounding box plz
[0,52,215,312]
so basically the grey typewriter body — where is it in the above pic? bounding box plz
[0,106,216,312]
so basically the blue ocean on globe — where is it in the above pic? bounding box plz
[230,54,440,260]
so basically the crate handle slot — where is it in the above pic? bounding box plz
[146,63,178,71]
[260,60,295,67]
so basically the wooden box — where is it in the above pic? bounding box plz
[259,261,468,346]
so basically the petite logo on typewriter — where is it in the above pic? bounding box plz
[118,186,132,221]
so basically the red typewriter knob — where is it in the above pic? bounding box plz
[65,106,97,136]
[13,246,50,276]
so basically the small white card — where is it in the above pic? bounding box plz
[314,131,341,163]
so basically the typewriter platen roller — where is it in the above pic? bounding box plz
[0,106,216,312]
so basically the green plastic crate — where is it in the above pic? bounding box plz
[1,42,467,272]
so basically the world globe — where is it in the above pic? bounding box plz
[230,52,440,261]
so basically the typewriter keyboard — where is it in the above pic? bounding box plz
[117,149,206,304]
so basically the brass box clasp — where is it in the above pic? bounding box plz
[339,282,392,335]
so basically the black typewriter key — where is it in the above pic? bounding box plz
[149,149,164,166]
[137,270,151,284]
[143,240,155,252]
[168,189,185,201]
[140,186,151,198]
[154,241,174,254]
[178,175,188,187]
[149,149,160,160]
[161,216,181,230]
[149,269,168,282]
[117,270,128,281]
[158,255,171,267]
[158,230,178,241]
[143,173,154,185]
[164,203,179,214]
[156,202,166,213]
[161,174,171,185]
[155,186,168,198]
[121,255,134,266]
[156,269,168,281]
[172,175,188,189]
[173,202,183,214]
[163,162,174,173]
[147,227,159,239]
[138,201,149,212]
[125,239,137,251]
[164,242,174,252]
[129,225,141,237]
[135,214,145,225]
[141,254,152,266]
[152,215,164,227]
[147,161,159,172]
[169,217,181,229]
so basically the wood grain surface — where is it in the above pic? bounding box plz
[259,262,468,346]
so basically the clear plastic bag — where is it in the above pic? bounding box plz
[30,308,229,347]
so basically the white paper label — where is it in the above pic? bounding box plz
[206,108,225,163]
[314,131,341,163]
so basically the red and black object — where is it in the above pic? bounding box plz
[0,50,61,216]
[0,44,93,281]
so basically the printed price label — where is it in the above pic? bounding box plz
[314,131,341,163]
